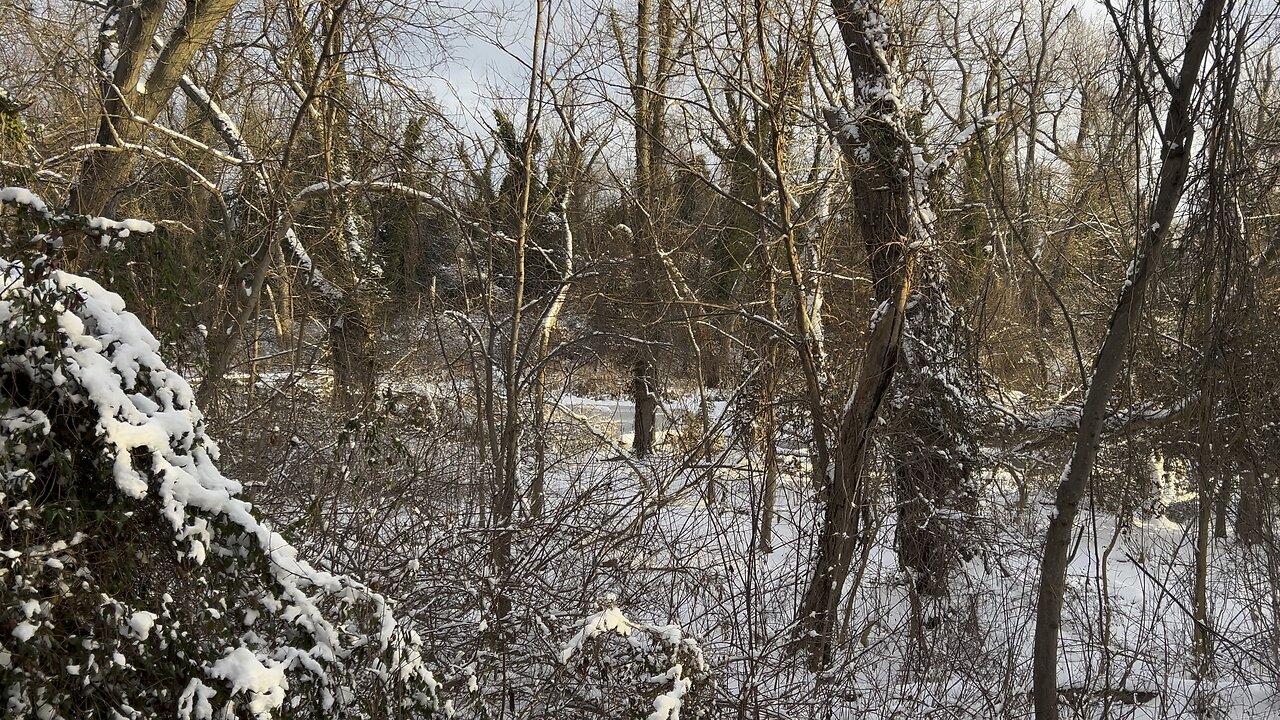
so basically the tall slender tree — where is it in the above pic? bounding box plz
[1031,0,1229,715]
[618,0,677,456]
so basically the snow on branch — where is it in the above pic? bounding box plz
[286,178,515,263]
[288,179,452,218]
[1,186,156,241]
[129,113,246,168]
[924,111,1006,177]
[177,73,264,197]
[40,142,224,201]
[283,226,344,302]
[1002,393,1200,440]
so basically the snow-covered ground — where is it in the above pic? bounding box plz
[217,366,1280,719]
[517,420,1280,719]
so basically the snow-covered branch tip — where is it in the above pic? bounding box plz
[1,186,156,243]
[925,111,1006,177]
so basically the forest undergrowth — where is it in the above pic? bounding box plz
[210,335,1280,720]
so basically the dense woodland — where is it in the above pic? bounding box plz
[1,0,1279,716]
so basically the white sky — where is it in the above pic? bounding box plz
[424,0,544,133]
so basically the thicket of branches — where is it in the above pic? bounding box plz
[2,0,1280,716]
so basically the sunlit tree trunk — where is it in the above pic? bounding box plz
[531,191,575,518]
[1032,1,1227,716]
[796,0,976,665]
[69,0,240,217]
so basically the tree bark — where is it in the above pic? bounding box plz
[1236,469,1267,545]
[1213,473,1231,539]
[531,193,575,518]
[749,338,781,553]
[796,0,976,665]
[69,0,240,217]
[625,0,674,457]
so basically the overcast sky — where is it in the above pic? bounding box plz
[424,0,544,133]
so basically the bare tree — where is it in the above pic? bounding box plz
[614,0,678,456]
[1031,0,1229,715]
[796,0,986,664]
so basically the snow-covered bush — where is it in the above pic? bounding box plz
[557,602,712,720]
[0,194,441,719]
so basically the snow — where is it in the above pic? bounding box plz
[0,187,155,238]
[553,600,708,716]
[868,299,890,329]
[177,679,217,720]
[560,606,633,663]
[127,611,157,641]
[12,622,37,642]
[648,667,692,720]
[85,216,157,236]
[375,375,1272,720]
[283,228,344,301]
[0,187,48,214]
[0,259,1247,720]
[208,647,288,717]
[0,251,442,717]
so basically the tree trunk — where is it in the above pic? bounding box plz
[1214,473,1232,539]
[625,0,674,458]
[329,306,376,409]
[796,0,976,664]
[755,346,781,554]
[890,259,977,596]
[1236,469,1266,545]
[321,17,380,409]
[531,194,576,518]
[69,0,240,217]
[1194,469,1213,671]
[1031,2,1226,716]
[796,278,906,664]
[632,357,659,456]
